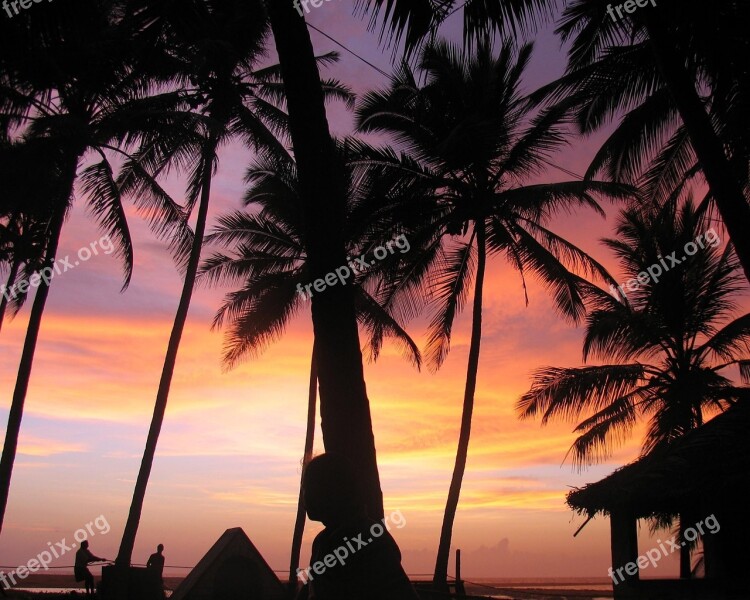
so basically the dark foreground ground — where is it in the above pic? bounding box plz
[1,573,183,598]
[3,573,612,599]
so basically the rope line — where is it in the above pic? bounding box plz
[1,563,190,570]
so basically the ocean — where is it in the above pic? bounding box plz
[461,577,613,598]
[15,575,614,598]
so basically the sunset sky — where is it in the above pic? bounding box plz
[1,3,745,583]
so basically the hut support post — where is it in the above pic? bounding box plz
[610,511,639,596]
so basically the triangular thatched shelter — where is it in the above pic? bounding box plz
[170,527,285,600]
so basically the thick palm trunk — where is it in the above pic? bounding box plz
[0,197,69,537]
[287,343,318,597]
[0,257,21,332]
[433,225,487,588]
[644,16,750,284]
[115,144,214,567]
[264,1,383,519]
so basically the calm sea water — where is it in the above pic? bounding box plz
[15,588,174,597]
[19,578,612,599]
[463,577,613,599]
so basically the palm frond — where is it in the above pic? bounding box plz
[425,238,475,370]
[216,272,304,370]
[79,158,134,289]
[505,223,588,323]
[116,151,194,272]
[356,287,422,370]
[517,363,647,424]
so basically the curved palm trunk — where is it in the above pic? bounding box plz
[644,15,750,284]
[0,193,71,537]
[115,142,215,567]
[264,0,383,519]
[0,256,21,333]
[433,224,487,589]
[287,343,318,598]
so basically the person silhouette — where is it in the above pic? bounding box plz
[74,540,106,595]
[296,453,418,600]
[147,544,165,594]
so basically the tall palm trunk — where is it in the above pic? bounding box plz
[644,15,750,284]
[433,224,487,588]
[115,141,215,567]
[264,0,383,519]
[0,178,73,537]
[287,343,318,598]
[0,256,21,333]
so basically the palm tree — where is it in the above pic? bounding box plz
[0,210,47,332]
[517,195,750,575]
[262,0,558,519]
[0,133,74,536]
[113,0,355,568]
[199,140,422,595]
[0,0,211,541]
[0,137,64,334]
[1,0,218,545]
[0,137,73,337]
[355,40,633,588]
[110,0,289,568]
[0,22,156,535]
[535,0,750,283]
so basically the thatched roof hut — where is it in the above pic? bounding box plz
[568,399,750,519]
[567,399,750,600]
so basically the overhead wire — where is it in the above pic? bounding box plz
[305,10,585,181]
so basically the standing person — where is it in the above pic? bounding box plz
[296,453,418,600]
[74,540,106,595]
[147,544,165,592]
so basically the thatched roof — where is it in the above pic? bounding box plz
[567,400,750,519]
[170,527,285,600]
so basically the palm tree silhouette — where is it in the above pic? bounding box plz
[262,0,557,519]
[518,195,749,576]
[518,197,749,462]
[0,211,47,333]
[536,0,750,282]
[110,0,300,568]
[355,40,633,588]
[199,140,422,594]
[0,142,56,333]
[0,0,160,538]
